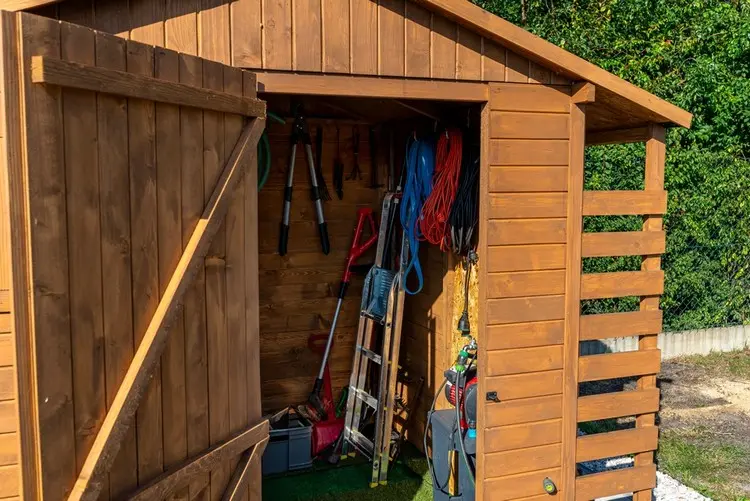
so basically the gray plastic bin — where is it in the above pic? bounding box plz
[262,409,313,475]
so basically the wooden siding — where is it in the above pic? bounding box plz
[47,0,571,85]
[0,12,263,500]
[480,82,571,501]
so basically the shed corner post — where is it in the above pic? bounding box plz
[561,90,589,500]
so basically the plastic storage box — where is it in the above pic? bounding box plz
[262,408,314,475]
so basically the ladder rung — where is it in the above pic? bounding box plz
[347,428,375,458]
[358,346,382,365]
[350,386,378,409]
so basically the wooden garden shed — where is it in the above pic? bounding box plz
[0,0,692,500]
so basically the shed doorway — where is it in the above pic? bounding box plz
[256,92,483,498]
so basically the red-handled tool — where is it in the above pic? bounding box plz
[307,208,378,420]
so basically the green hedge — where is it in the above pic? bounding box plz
[478,0,750,330]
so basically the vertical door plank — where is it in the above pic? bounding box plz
[223,65,248,501]
[293,0,322,72]
[263,0,292,69]
[166,0,199,56]
[350,0,377,75]
[94,30,139,499]
[482,40,506,82]
[379,0,405,76]
[155,47,189,501]
[200,0,231,65]
[404,2,430,78]
[91,0,130,38]
[633,124,666,501]
[322,0,350,72]
[203,59,230,500]
[529,61,552,84]
[506,50,529,83]
[456,26,481,81]
[58,0,94,27]
[242,72,263,501]
[126,40,164,485]
[61,19,106,481]
[130,0,165,46]
[231,0,262,67]
[18,13,76,500]
[562,102,584,499]
[179,52,211,501]
[431,15,456,79]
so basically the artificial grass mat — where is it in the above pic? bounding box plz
[262,443,434,501]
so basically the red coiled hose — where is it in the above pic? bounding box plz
[420,128,462,251]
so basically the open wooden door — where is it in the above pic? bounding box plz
[0,11,267,501]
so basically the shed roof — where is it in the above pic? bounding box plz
[4,0,692,130]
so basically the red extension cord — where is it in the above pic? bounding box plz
[420,128,463,251]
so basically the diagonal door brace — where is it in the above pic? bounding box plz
[67,116,267,501]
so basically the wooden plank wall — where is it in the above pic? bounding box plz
[479,82,572,501]
[45,0,571,85]
[573,125,666,500]
[2,11,262,501]
[257,120,382,411]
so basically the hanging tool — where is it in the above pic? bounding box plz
[305,208,378,420]
[348,126,362,180]
[333,126,344,199]
[314,125,332,201]
[369,126,382,189]
[457,250,478,337]
[279,106,330,256]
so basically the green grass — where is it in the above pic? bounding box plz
[679,349,750,380]
[658,427,750,501]
[578,419,620,435]
[262,445,436,501]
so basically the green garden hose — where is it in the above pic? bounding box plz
[258,111,285,191]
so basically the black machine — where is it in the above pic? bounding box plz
[426,338,479,501]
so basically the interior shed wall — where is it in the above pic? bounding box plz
[36,0,571,87]
[0,12,263,501]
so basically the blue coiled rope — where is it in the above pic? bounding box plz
[400,137,435,295]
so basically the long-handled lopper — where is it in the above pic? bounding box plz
[279,106,330,256]
[306,208,378,420]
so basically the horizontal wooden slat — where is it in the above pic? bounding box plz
[487,295,565,325]
[487,345,563,376]
[484,467,562,501]
[485,443,561,478]
[582,190,667,216]
[581,270,664,300]
[488,219,566,246]
[489,193,567,219]
[0,335,12,367]
[586,126,651,146]
[486,244,566,272]
[580,310,663,341]
[491,111,570,139]
[0,367,13,401]
[577,388,660,422]
[485,394,562,427]
[490,83,571,113]
[486,320,564,350]
[579,350,661,382]
[577,427,658,462]
[0,314,10,334]
[486,370,563,401]
[0,401,17,434]
[257,71,490,101]
[582,231,666,257]
[489,166,568,192]
[485,419,561,453]
[490,139,569,166]
[0,432,18,466]
[488,270,565,299]
[31,56,265,116]
[575,464,657,501]
[0,464,19,498]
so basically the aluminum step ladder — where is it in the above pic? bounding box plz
[340,192,408,487]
